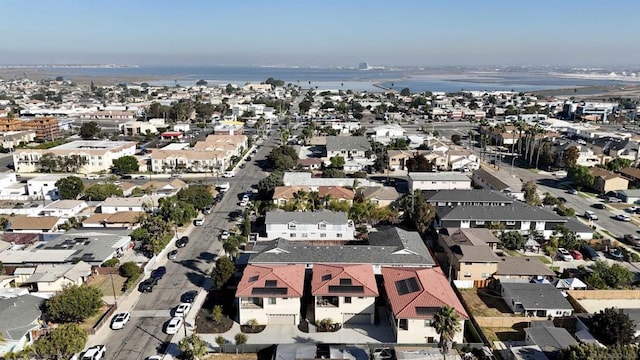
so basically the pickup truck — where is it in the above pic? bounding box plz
[82,345,106,360]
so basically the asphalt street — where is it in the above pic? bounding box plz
[104,135,276,360]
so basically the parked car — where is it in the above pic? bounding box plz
[556,248,573,261]
[120,174,133,180]
[110,312,131,330]
[607,197,622,203]
[136,175,147,180]
[86,174,100,180]
[151,266,166,280]
[174,303,192,317]
[614,214,631,222]
[624,234,640,246]
[581,244,601,260]
[220,231,230,240]
[165,317,183,335]
[82,345,106,360]
[627,206,639,213]
[557,197,567,203]
[181,290,198,303]
[176,236,189,248]
[170,174,182,178]
[138,277,158,293]
[204,205,213,215]
[168,250,178,260]
[592,203,606,210]
[223,171,234,178]
[584,211,598,220]
[609,248,625,261]
[569,250,583,260]
[567,189,578,195]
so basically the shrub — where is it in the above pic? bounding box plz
[102,258,120,267]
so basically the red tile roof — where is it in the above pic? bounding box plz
[236,264,305,298]
[318,186,355,200]
[381,267,468,320]
[311,264,379,297]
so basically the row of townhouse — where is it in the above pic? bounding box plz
[272,185,400,209]
[239,227,468,344]
[388,148,480,172]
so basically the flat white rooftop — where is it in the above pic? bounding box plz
[53,140,136,150]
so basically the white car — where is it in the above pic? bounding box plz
[626,206,638,213]
[174,303,192,317]
[110,312,131,330]
[239,199,249,207]
[220,231,230,240]
[615,214,632,222]
[584,211,598,220]
[165,316,183,335]
[556,248,573,261]
[86,174,100,180]
[223,171,234,178]
[146,356,163,360]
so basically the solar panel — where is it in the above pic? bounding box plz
[395,277,420,295]
[321,274,332,281]
[252,287,288,295]
[328,285,364,294]
[339,278,352,286]
[265,280,278,287]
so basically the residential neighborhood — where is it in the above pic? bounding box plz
[1,74,640,360]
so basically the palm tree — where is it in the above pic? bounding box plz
[432,305,462,360]
[223,238,239,258]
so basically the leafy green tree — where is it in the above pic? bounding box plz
[112,156,139,174]
[177,185,214,211]
[451,134,461,145]
[146,102,172,119]
[234,333,247,346]
[329,155,345,169]
[605,158,632,172]
[178,334,208,360]
[322,168,345,178]
[542,192,559,206]
[84,183,123,201]
[389,138,409,150]
[432,306,462,358]
[257,171,284,195]
[268,146,298,170]
[33,323,87,360]
[559,343,639,360]
[79,121,100,139]
[130,227,150,243]
[587,261,634,289]
[196,79,208,86]
[45,285,103,323]
[568,165,594,190]
[212,305,224,324]
[499,231,526,250]
[215,335,225,351]
[562,146,580,168]
[211,256,235,289]
[401,191,436,233]
[119,262,141,278]
[522,180,541,206]
[158,197,197,226]
[589,307,636,345]
[55,176,84,200]
[406,153,434,172]
[399,87,411,97]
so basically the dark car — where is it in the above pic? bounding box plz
[176,236,189,248]
[181,290,198,303]
[581,244,600,260]
[168,249,178,260]
[121,174,133,180]
[138,277,158,293]
[557,197,567,203]
[151,266,166,280]
[592,203,606,210]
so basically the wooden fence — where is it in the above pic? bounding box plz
[567,289,640,300]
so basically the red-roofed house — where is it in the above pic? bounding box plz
[318,186,355,205]
[312,264,379,325]
[236,264,305,325]
[381,267,468,344]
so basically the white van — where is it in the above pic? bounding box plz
[194,216,205,226]
[223,171,234,178]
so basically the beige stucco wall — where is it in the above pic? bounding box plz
[239,297,301,325]
[395,318,465,344]
[314,296,375,324]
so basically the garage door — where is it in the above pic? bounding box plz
[343,313,372,324]
[268,314,296,325]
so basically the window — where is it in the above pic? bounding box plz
[476,220,485,225]
[344,297,352,304]
[399,319,408,330]
[288,223,297,230]
[290,233,296,238]
[506,221,516,226]
[464,273,471,278]
[318,223,327,230]
[465,262,472,265]
[300,233,308,238]
[424,320,432,327]
[320,233,327,238]
[269,298,276,305]
[336,233,343,238]
[555,311,563,316]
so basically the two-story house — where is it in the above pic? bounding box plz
[325,136,371,159]
[381,267,468,344]
[312,264,378,325]
[439,228,500,285]
[472,167,524,201]
[236,264,305,325]
[408,172,472,192]
[264,211,355,241]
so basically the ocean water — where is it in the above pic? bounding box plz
[37,65,629,93]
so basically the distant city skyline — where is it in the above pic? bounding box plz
[1,0,639,67]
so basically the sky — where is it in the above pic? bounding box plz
[1,0,639,67]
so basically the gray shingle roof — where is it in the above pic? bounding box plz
[326,136,371,152]
[426,189,514,204]
[438,201,566,222]
[501,283,572,310]
[409,172,471,182]
[524,326,578,354]
[496,257,555,277]
[0,294,44,341]
[265,210,349,225]
[249,227,435,267]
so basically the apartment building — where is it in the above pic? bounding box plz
[0,117,59,140]
[13,140,137,173]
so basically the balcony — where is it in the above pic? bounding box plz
[316,297,338,308]
[240,302,263,309]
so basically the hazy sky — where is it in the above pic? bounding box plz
[1,0,639,67]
